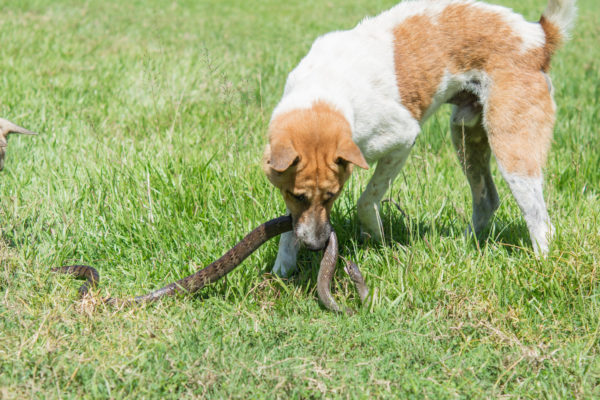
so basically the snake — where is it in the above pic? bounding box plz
[53,215,369,312]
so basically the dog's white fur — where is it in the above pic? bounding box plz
[270,0,576,276]
[543,0,577,37]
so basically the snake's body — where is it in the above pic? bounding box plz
[53,215,368,313]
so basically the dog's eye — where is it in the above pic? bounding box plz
[288,191,308,203]
[324,192,336,201]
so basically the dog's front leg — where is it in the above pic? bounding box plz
[357,148,411,241]
[272,230,301,277]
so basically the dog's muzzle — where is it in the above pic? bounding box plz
[294,220,332,251]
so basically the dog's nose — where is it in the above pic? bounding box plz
[296,222,332,251]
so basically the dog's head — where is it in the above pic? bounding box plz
[0,119,37,171]
[263,102,368,250]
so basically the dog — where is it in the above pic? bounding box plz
[263,0,577,277]
[0,118,37,171]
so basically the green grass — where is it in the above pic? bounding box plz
[1,0,599,397]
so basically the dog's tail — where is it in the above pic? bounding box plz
[539,0,577,70]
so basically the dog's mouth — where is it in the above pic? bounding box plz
[292,218,332,251]
[304,242,327,252]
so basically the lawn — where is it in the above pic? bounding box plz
[1,0,599,398]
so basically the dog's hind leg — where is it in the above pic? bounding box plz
[450,104,500,236]
[357,147,412,241]
[483,71,556,255]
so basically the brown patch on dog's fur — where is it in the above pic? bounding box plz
[393,15,446,121]
[393,4,564,121]
[539,16,562,72]
[484,70,555,177]
[393,3,564,175]
[264,102,367,243]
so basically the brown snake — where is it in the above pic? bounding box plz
[53,215,368,312]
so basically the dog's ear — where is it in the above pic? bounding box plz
[265,138,300,172]
[336,138,368,170]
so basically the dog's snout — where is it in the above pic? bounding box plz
[304,237,329,251]
[294,218,332,251]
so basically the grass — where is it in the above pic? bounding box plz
[0,0,599,397]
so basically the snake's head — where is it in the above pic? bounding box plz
[0,118,38,171]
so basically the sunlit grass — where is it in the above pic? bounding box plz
[1,0,599,397]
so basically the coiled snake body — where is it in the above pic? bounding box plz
[53,215,368,313]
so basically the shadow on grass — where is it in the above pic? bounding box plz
[480,219,532,255]
[329,201,533,255]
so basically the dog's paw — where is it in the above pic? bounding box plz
[532,223,554,257]
[272,253,298,278]
[357,205,384,243]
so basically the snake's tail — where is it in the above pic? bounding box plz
[52,215,294,306]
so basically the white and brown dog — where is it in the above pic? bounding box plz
[263,0,577,276]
